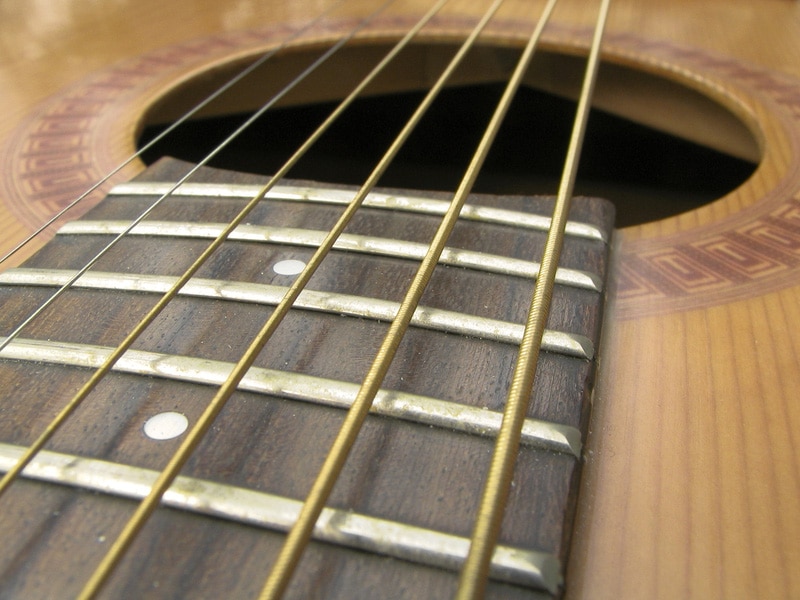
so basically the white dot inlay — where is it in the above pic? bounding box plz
[273,259,305,276]
[143,412,189,440]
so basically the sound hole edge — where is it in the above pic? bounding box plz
[138,41,758,228]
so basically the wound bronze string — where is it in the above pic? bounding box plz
[77,0,465,596]
[456,0,612,597]
[258,0,569,596]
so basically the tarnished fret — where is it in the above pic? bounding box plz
[56,221,603,292]
[0,268,593,359]
[0,442,561,593]
[110,181,608,243]
[0,337,581,456]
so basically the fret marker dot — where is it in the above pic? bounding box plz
[273,259,305,276]
[143,412,188,440]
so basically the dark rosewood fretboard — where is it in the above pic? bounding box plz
[0,158,613,598]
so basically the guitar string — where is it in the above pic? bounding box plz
[0,0,396,358]
[75,0,472,596]
[457,0,612,596]
[0,0,398,498]
[0,0,351,268]
[258,0,563,597]
[3,0,604,596]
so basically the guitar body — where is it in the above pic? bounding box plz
[1,0,799,597]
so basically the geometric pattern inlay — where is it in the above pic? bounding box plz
[2,18,800,319]
[604,34,800,317]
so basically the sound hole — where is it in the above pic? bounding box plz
[138,42,757,228]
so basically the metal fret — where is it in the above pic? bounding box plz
[0,337,581,456]
[56,221,603,292]
[0,442,560,593]
[0,268,594,359]
[110,181,608,243]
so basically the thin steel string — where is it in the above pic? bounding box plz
[0,0,396,358]
[258,0,563,596]
[456,0,612,597]
[76,1,455,596]
[0,0,397,498]
[0,0,395,358]
[0,0,349,268]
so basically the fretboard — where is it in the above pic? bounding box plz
[0,158,614,598]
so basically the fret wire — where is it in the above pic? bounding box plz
[0,0,394,504]
[0,443,561,591]
[0,338,582,456]
[457,0,612,597]
[259,0,561,596]
[0,0,351,268]
[78,0,462,596]
[0,270,595,358]
[56,222,603,291]
[109,181,608,243]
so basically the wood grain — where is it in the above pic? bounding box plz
[0,158,613,597]
[1,0,799,598]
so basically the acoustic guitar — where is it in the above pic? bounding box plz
[0,0,798,598]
